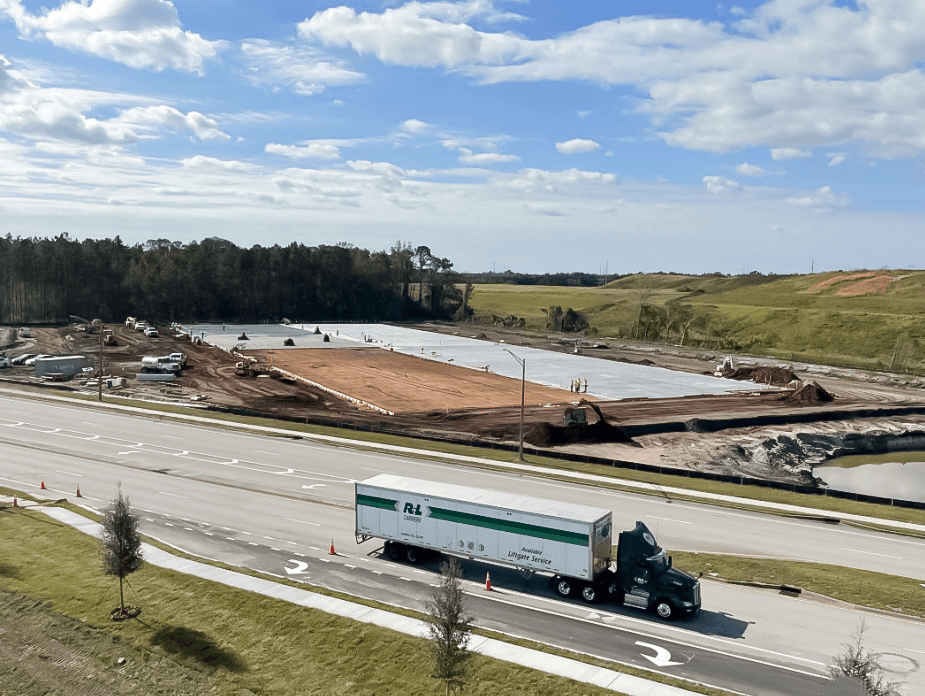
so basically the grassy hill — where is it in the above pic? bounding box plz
[467,270,925,373]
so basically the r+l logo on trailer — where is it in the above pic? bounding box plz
[403,502,423,522]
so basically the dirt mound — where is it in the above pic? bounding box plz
[617,357,657,366]
[724,366,799,387]
[784,380,834,403]
[523,420,638,447]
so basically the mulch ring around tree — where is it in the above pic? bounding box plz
[110,606,141,622]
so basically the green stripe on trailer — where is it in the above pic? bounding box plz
[357,494,398,511]
[429,507,589,546]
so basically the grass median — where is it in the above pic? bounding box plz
[16,384,925,532]
[0,501,739,696]
[670,551,925,619]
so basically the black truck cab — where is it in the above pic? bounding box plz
[612,521,701,619]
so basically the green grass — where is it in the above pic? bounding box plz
[670,552,925,619]
[817,451,925,468]
[0,501,737,696]
[18,386,925,531]
[468,270,925,372]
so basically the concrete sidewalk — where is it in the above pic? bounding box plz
[3,385,923,535]
[40,505,704,696]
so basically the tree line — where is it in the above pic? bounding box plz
[0,235,464,325]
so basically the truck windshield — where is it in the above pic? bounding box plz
[646,550,669,573]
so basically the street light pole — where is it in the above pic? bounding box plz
[504,349,525,461]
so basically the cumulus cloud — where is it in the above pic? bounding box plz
[827,152,847,166]
[399,118,432,133]
[296,1,925,158]
[457,147,518,164]
[771,147,811,161]
[266,142,342,160]
[115,105,229,140]
[703,175,740,194]
[555,138,601,154]
[786,185,849,210]
[1,0,223,73]
[736,163,767,177]
[240,39,363,95]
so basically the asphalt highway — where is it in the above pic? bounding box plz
[1,391,923,695]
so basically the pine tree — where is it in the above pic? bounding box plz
[99,486,144,618]
[426,558,473,696]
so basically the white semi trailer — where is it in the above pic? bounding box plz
[355,474,701,619]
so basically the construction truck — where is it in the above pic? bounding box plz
[355,475,701,620]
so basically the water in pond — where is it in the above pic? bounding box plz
[815,453,925,504]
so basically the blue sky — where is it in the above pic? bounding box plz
[1,0,923,274]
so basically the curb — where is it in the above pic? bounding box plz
[40,506,705,696]
[2,385,924,536]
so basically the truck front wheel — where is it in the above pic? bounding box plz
[654,599,675,620]
[555,578,573,597]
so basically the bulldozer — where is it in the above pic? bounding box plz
[234,357,267,377]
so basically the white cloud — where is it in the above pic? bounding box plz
[1,0,223,73]
[457,147,518,164]
[827,152,847,166]
[786,185,849,210]
[297,1,925,158]
[771,147,811,161]
[703,175,740,193]
[240,39,363,95]
[399,118,432,133]
[736,163,767,177]
[555,138,600,154]
[266,142,342,160]
[115,105,229,141]
[181,155,258,172]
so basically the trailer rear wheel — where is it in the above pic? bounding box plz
[386,541,402,561]
[405,546,421,564]
[555,578,573,597]
[581,585,598,603]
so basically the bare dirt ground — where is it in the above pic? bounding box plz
[4,321,925,484]
[258,347,582,414]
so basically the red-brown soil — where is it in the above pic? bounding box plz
[254,347,581,414]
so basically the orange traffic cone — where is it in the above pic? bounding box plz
[485,572,492,591]
[329,539,336,555]
[76,485,82,498]
[40,480,46,490]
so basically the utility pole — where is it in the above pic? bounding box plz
[504,349,525,461]
[70,315,103,402]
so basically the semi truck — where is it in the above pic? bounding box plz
[355,474,701,620]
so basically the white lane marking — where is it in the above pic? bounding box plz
[471,590,828,677]
[284,517,321,527]
[309,546,320,551]
[372,571,383,575]
[158,492,189,499]
[345,564,356,569]
[285,560,310,575]
[270,547,281,551]
[256,450,280,456]
[842,548,902,559]
[226,537,235,541]
[248,542,258,546]
[399,577,412,582]
[204,532,213,536]
[55,469,83,477]
[294,552,306,557]
[646,516,693,525]
[263,536,275,541]
[636,641,683,667]
[81,422,102,427]
[161,435,184,440]
[165,523,174,527]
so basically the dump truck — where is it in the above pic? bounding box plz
[355,474,701,619]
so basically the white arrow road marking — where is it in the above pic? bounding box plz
[284,560,310,575]
[636,641,684,667]
[586,612,602,620]
[302,484,327,489]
